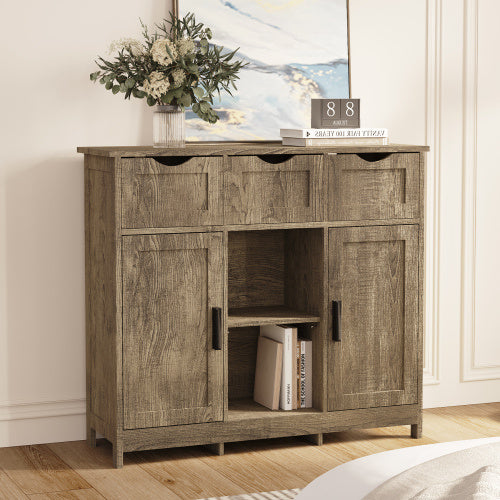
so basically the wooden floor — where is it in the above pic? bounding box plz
[0,403,498,499]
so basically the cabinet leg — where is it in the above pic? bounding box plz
[205,443,224,456]
[303,433,323,446]
[411,422,422,439]
[113,441,124,468]
[86,426,96,448]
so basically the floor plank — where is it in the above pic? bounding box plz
[29,489,105,499]
[194,441,316,491]
[0,445,90,495]
[132,447,245,500]
[0,469,29,499]
[48,441,180,500]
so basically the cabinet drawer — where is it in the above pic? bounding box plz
[328,153,420,221]
[121,156,223,228]
[225,154,324,224]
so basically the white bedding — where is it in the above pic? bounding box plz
[296,437,500,500]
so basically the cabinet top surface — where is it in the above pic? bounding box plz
[77,141,429,157]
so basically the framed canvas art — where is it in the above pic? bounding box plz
[177,0,350,141]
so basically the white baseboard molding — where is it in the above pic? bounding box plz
[0,399,86,447]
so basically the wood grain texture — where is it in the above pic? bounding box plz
[328,225,419,411]
[0,445,90,495]
[121,219,422,236]
[228,327,259,401]
[122,404,420,452]
[228,230,285,309]
[329,153,420,220]
[47,441,177,500]
[131,447,244,499]
[2,404,496,499]
[121,156,223,228]
[0,470,28,499]
[225,155,324,224]
[84,156,121,459]
[77,143,430,158]
[28,490,105,500]
[227,306,320,328]
[122,233,224,429]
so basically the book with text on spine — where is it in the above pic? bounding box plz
[281,136,388,147]
[280,128,388,139]
[299,338,313,408]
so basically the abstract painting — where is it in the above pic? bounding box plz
[179,0,350,141]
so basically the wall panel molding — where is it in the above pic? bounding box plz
[423,0,441,386]
[461,0,500,382]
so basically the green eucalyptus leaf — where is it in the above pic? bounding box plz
[125,77,135,88]
[147,96,156,106]
[105,81,113,90]
[99,77,106,84]
[119,83,127,92]
[180,93,192,107]
[112,85,120,94]
[192,102,200,113]
[173,88,184,98]
[199,101,210,113]
[193,87,204,98]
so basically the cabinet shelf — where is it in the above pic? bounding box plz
[228,399,321,421]
[227,306,320,328]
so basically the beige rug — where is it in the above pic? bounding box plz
[200,489,300,499]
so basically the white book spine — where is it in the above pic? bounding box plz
[280,128,388,139]
[281,137,388,147]
[260,325,293,410]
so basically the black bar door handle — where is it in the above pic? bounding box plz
[212,307,222,350]
[332,301,342,342]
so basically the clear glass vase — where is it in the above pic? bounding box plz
[153,105,185,148]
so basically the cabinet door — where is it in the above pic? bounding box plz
[122,233,224,429]
[328,225,419,411]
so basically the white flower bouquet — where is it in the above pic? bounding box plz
[90,13,246,124]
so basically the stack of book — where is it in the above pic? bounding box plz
[280,128,388,147]
[254,324,312,411]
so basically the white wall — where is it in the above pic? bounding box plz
[0,0,498,447]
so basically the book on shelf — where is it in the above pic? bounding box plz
[280,128,388,139]
[299,338,313,408]
[281,136,388,147]
[260,324,297,410]
[253,336,283,411]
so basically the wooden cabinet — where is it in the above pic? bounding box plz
[80,143,427,468]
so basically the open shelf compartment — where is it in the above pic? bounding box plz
[227,228,325,414]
